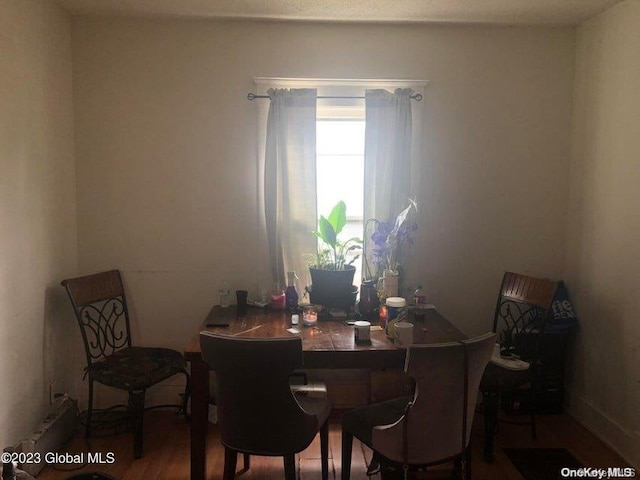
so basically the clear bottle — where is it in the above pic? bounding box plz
[413,285,425,306]
[219,280,230,308]
[285,272,299,313]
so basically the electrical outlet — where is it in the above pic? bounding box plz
[49,380,58,405]
[49,380,57,404]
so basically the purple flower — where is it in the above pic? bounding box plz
[365,199,418,277]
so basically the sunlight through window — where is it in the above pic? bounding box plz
[316,119,365,284]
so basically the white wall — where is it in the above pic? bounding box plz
[0,0,78,447]
[565,0,640,467]
[71,18,575,403]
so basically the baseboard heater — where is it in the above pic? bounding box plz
[20,394,79,476]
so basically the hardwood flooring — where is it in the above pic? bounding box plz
[37,410,629,480]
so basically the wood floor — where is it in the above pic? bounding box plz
[37,410,629,480]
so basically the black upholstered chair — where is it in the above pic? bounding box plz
[480,271,558,461]
[200,332,330,480]
[61,270,190,458]
[341,333,495,480]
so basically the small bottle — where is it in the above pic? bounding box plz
[219,281,230,308]
[413,285,425,306]
[285,272,299,313]
[291,314,299,325]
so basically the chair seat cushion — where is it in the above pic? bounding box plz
[88,346,186,391]
[342,396,413,448]
[480,362,531,391]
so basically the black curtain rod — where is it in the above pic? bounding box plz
[247,92,423,101]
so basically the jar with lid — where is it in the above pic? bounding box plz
[386,297,407,322]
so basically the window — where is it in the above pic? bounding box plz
[316,114,365,284]
[254,77,426,291]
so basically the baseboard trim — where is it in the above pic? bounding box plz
[566,391,640,468]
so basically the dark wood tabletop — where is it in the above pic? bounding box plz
[184,305,464,480]
[185,305,464,368]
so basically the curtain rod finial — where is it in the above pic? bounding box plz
[247,93,257,100]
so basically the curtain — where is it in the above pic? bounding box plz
[363,88,413,276]
[264,88,317,289]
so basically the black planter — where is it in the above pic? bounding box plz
[309,266,357,310]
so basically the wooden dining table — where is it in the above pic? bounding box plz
[184,305,465,480]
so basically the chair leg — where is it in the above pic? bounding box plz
[181,370,191,421]
[454,449,472,480]
[243,453,250,471]
[461,443,472,480]
[129,390,146,459]
[320,419,329,480]
[482,391,499,462]
[529,385,537,439]
[223,447,238,480]
[85,380,94,438]
[283,454,296,480]
[341,430,353,480]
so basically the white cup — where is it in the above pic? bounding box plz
[354,320,371,343]
[394,321,414,348]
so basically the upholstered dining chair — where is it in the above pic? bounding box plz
[61,270,190,458]
[480,271,558,461]
[341,333,495,480]
[200,332,330,480]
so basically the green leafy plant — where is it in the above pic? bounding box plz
[312,201,362,270]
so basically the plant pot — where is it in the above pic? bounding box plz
[309,266,357,310]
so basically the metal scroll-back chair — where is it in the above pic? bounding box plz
[200,332,331,480]
[61,270,190,458]
[341,333,496,480]
[480,271,558,461]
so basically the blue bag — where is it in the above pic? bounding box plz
[546,280,579,331]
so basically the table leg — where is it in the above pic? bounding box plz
[483,391,499,462]
[190,356,209,480]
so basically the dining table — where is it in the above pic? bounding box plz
[184,304,465,480]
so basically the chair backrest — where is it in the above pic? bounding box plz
[371,332,495,465]
[61,270,132,367]
[493,272,558,358]
[199,332,320,455]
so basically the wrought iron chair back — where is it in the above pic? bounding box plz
[479,272,559,463]
[492,272,558,359]
[61,270,132,367]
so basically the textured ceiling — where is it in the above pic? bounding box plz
[56,0,622,26]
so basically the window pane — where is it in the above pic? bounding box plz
[316,120,365,218]
[316,119,365,286]
[317,121,366,155]
[316,154,364,218]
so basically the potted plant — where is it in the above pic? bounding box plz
[308,201,362,309]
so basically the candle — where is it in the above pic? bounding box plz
[379,305,388,327]
[270,291,285,310]
[303,305,319,326]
